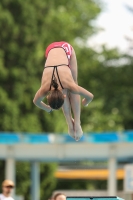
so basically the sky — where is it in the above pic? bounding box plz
[87,0,133,53]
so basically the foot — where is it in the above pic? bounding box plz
[74,123,83,141]
[68,118,75,139]
[68,119,83,141]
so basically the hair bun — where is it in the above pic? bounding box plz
[52,79,58,90]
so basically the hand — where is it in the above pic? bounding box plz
[82,98,89,107]
[47,106,53,113]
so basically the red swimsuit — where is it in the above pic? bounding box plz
[45,41,72,61]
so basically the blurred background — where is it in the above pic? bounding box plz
[0,0,133,200]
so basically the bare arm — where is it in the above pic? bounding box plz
[69,83,94,106]
[33,87,52,112]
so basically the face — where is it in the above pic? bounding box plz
[56,195,66,200]
[3,185,14,196]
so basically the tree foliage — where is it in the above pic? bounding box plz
[0,0,102,200]
[0,0,102,133]
[16,162,57,200]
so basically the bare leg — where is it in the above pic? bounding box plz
[62,90,83,141]
[69,48,83,141]
[62,89,75,139]
[69,93,83,141]
[62,47,83,141]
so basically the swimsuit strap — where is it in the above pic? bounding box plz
[44,64,68,68]
[44,64,68,90]
[49,66,56,91]
[56,64,69,67]
[55,66,64,89]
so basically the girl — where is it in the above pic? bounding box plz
[33,41,94,141]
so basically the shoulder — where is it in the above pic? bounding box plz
[67,82,79,93]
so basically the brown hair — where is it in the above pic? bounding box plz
[53,193,66,200]
[47,77,64,110]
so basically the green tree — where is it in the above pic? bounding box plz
[0,1,103,200]
[0,160,5,193]
[76,44,133,132]
[0,0,102,133]
[16,162,57,200]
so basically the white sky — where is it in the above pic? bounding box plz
[88,0,133,53]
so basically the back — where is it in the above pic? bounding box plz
[45,48,69,67]
[45,41,73,67]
